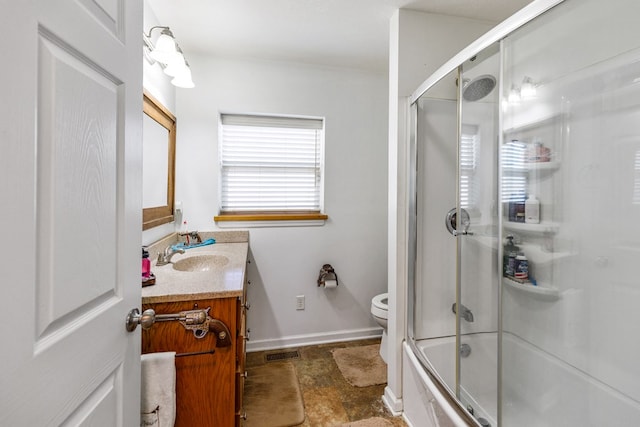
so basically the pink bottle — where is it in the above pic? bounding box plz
[142,247,151,278]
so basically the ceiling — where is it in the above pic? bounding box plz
[147,0,533,72]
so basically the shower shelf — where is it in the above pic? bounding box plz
[503,161,560,173]
[517,243,572,265]
[524,161,560,171]
[504,221,560,235]
[503,277,560,301]
[503,113,562,134]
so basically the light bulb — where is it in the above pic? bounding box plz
[508,84,521,104]
[149,29,178,64]
[164,51,186,77]
[521,76,537,99]
[171,65,195,88]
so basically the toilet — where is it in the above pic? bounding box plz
[370,293,389,363]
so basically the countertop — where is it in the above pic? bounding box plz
[142,231,248,304]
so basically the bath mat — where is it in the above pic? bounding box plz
[243,361,305,427]
[337,418,394,427]
[331,344,387,387]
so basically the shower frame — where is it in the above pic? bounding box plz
[406,0,565,425]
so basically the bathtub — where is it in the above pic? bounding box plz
[405,334,497,427]
[404,333,640,427]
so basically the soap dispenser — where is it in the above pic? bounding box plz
[503,235,519,277]
[142,247,150,278]
[142,247,155,287]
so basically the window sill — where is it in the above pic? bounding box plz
[213,213,328,228]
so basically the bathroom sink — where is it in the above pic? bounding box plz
[172,254,229,272]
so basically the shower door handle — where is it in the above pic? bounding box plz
[445,208,473,236]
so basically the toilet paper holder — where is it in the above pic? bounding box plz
[317,264,339,287]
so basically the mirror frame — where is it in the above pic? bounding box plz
[142,91,176,230]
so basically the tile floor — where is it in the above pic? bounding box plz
[246,338,407,427]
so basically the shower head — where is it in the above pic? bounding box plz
[462,74,496,102]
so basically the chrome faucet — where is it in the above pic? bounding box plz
[452,303,474,322]
[178,230,202,245]
[156,246,185,266]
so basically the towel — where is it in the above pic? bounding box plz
[141,352,176,427]
[171,238,216,251]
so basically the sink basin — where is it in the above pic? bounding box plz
[172,254,229,272]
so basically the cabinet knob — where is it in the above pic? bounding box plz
[241,371,248,378]
[242,301,251,310]
[241,411,247,420]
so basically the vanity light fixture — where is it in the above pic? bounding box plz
[520,76,537,99]
[143,26,195,88]
[508,83,521,104]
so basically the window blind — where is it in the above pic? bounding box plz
[219,114,324,213]
[501,140,528,202]
[460,126,479,209]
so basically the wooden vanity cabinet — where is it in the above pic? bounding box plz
[235,280,248,424]
[142,292,247,427]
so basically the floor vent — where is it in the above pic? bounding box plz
[265,350,300,362]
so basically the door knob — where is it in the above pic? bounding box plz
[125,308,156,332]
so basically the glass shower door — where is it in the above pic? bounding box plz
[500,0,640,425]
[410,70,460,394]
[457,45,501,425]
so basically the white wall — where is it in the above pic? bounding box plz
[174,55,389,349]
[142,0,177,246]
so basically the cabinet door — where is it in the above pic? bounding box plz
[235,292,248,423]
[142,298,237,427]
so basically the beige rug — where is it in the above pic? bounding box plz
[338,417,394,427]
[243,362,305,427]
[331,344,387,387]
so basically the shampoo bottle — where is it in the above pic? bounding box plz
[514,252,529,281]
[525,195,540,224]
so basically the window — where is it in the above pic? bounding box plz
[460,125,480,209]
[501,139,528,203]
[216,114,327,222]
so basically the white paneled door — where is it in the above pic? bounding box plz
[0,1,143,425]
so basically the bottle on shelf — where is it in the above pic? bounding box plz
[514,252,529,281]
[503,235,519,277]
[525,194,540,224]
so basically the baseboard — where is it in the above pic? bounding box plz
[382,385,403,416]
[246,327,383,352]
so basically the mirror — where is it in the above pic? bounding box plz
[142,91,176,230]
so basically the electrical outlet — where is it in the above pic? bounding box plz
[296,295,305,310]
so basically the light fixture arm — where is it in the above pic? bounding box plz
[144,25,171,39]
